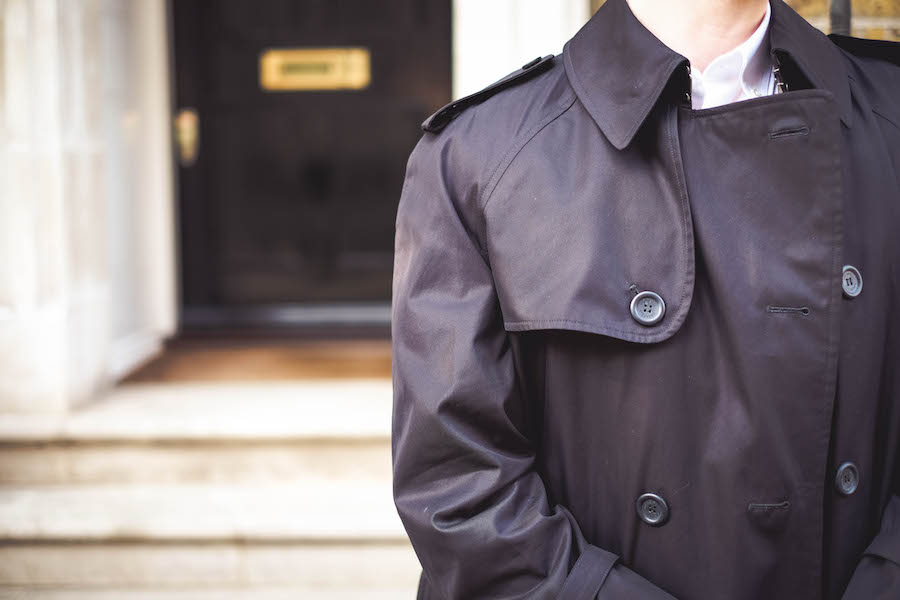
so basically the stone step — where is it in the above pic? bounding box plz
[0,483,404,542]
[0,381,393,486]
[0,382,416,591]
[0,589,418,600]
[0,381,393,443]
[0,440,391,486]
[0,482,419,589]
[0,543,420,589]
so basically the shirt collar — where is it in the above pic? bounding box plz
[691,1,772,108]
[563,0,852,150]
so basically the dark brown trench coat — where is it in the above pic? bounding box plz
[391,0,900,598]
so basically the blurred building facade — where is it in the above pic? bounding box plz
[1,0,175,412]
[0,0,589,414]
[0,0,897,597]
[0,1,586,597]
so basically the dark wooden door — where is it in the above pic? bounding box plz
[171,0,451,330]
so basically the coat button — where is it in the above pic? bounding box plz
[630,291,666,326]
[835,462,860,496]
[636,492,669,526]
[841,265,863,298]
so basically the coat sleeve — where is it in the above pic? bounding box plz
[391,133,677,600]
[842,496,900,598]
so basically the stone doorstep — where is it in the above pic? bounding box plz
[0,441,393,486]
[0,588,418,600]
[0,482,406,542]
[0,543,421,589]
[0,377,415,593]
[0,381,393,443]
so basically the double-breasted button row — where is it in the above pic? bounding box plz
[636,492,669,526]
[842,265,863,298]
[636,466,859,526]
[835,461,859,496]
[630,267,862,326]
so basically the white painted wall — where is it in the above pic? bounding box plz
[453,0,589,99]
[0,0,175,411]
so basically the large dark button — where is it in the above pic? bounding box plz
[636,492,669,526]
[630,291,666,326]
[842,265,863,298]
[835,462,859,496]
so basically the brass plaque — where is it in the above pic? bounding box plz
[259,47,371,91]
[174,108,199,166]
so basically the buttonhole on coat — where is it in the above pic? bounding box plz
[747,500,792,533]
[768,126,809,140]
[748,500,791,512]
[767,305,810,316]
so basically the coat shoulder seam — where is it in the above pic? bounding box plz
[479,90,578,217]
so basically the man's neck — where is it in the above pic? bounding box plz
[625,0,769,73]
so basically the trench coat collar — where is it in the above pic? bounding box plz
[564,0,852,150]
[768,0,853,127]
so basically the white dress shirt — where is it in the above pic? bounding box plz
[690,1,775,109]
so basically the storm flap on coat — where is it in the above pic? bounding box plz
[391,0,900,598]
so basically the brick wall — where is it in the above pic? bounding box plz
[589,0,900,40]
[852,0,900,40]
[791,0,900,39]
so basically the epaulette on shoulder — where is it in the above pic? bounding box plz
[828,33,900,67]
[422,55,556,133]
